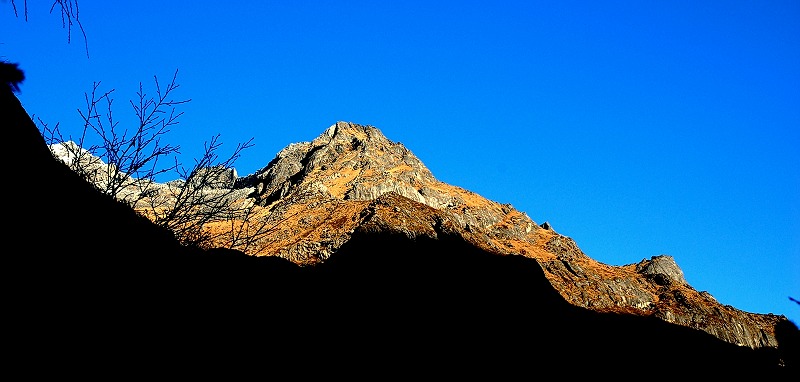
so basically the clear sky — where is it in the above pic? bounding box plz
[2,1,798,324]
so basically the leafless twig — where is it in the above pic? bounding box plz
[9,0,89,57]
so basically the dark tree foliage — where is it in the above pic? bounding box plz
[0,61,24,93]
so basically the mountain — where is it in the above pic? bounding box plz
[224,121,788,350]
[5,62,797,376]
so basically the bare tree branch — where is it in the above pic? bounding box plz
[42,71,273,252]
[152,134,255,249]
[8,0,89,57]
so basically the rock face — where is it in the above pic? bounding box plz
[235,122,536,261]
[637,255,687,285]
[228,121,788,350]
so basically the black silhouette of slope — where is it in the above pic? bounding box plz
[306,231,790,376]
[2,62,795,378]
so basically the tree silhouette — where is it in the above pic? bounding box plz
[37,71,275,251]
[7,1,272,251]
[0,61,24,93]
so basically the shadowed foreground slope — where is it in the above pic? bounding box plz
[3,62,796,377]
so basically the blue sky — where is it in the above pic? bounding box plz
[2,1,798,324]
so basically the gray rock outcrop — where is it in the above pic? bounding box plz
[636,255,688,285]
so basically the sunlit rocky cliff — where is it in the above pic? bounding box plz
[98,121,788,350]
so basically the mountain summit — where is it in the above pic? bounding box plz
[236,121,537,263]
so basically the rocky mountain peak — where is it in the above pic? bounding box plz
[227,122,789,350]
[240,121,437,208]
[231,121,540,263]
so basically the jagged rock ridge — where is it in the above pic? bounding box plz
[227,121,787,350]
[233,122,537,261]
